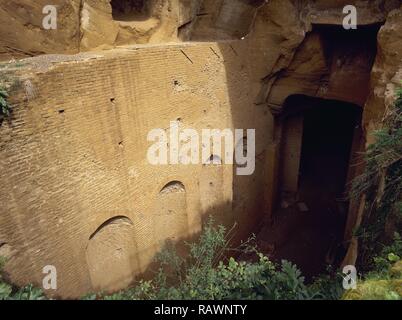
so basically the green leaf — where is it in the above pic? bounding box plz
[0,282,12,300]
[387,253,400,262]
[0,96,7,107]
[0,89,9,98]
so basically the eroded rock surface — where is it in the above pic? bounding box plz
[1,0,400,60]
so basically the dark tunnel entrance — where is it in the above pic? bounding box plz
[256,96,363,280]
[299,99,361,206]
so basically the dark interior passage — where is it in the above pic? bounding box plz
[255,97,362,280]
[299,100,361,201]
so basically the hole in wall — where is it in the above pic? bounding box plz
[235,136,248,169]
[110,0,150,21]
[204,154,222,165]
[314,23,380,105]
[315,23,381,69]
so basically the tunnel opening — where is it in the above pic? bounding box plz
[314,23,381,66]
[314,23,381,106]
[299,98,362,205]
[257,96,363,280]
[110,0,150,21]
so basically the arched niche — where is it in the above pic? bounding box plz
[154,181,188,245]
[86,216,139,293]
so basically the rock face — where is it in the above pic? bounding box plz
[0,0,194,60]
[0,0,401,298]
[364,6,402,135]
[1,0,400,60]
[0,0,81,60]
[79,0,184,50]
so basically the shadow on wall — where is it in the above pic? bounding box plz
[153,181,188,254]
[200,155,224,215]
[148,200,243,288]
[184,0,267,41]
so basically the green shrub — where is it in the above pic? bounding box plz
[352,87,402,271]
[99,218,322,300]
[308,269,345,300]
[0,256,46,300]
[369,232,402,277]
[2,219,398,301]
[0,86,12,118]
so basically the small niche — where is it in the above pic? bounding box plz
[154,181,188,245]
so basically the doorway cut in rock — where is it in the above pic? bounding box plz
[258,95,363,279]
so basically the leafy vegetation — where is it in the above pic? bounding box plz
[343,232,402,300]
[90,220,400,301]
[340,87,402,300]
[0,86,12,119]
[0,66,24,122]
[0,257,46,300]
[351,87,402,272]
[85,219,341,301]
[369,232,402,277]
[1,219,400,300]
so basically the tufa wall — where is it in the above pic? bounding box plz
[0,40,274,298]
